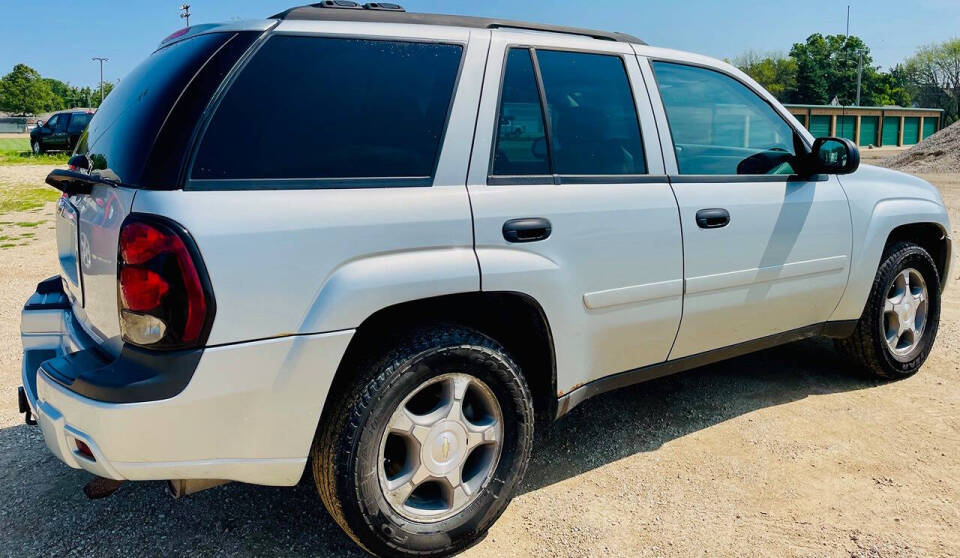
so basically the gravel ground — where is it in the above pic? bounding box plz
[1,156,959,557]
[881,121,960,174]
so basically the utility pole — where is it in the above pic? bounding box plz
[855,50,864,106]
[91,57,108,105]
[846,5,850,36]
[180,4,191,27]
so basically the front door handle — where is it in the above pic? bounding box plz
[503,218,552,243]
[695,208,730,229]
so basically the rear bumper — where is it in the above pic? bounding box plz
[21,277,355,486]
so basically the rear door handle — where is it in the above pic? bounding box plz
[695,208,730,229]
[503,218,552,243]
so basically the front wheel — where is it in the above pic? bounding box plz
[31,139,42,155]
[836,241,941,379]
[313,326,535,557]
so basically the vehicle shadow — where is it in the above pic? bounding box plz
[0,338,878,556]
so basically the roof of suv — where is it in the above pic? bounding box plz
[271,4,647,45]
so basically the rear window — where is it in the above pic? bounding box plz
[76,32,235,185]
[190,36,463,184]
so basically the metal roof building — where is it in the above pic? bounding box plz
[785,104,944,147]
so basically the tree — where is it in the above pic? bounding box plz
[0,64,57,115]
[731,50,797,101]
[902,38,960,123]
[788,33,878,105]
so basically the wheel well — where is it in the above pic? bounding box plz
[323,292,557,424]
[884,223,950,289]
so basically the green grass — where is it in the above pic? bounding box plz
[0,184,60,214]
[13,220,45,227]
[0,137,70,165]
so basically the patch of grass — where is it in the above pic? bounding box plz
[20,231,35,238]
[14,220,45,227]
[0,138,70,165]
[0,243,15,249]
[0,185,60,213]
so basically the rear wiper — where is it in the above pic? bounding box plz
[46,155,119,195]
[45,169,112,196]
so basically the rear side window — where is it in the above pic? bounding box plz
[491,48,646,179]
[537,50,645,175]
[491,49,550,176]
[67,113,92,134]
[191,36,463,183]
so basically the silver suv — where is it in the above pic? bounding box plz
[19,4,952,556]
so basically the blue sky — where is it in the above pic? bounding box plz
[1,0,958,88]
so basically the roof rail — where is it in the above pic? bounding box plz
[269,5,647,45]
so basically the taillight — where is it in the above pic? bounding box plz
[117,215,214,349]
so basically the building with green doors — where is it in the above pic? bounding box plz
[784,104,943,147]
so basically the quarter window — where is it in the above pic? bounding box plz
[490,48,646,178]
[652,61,798,175]
[192,37,463,182]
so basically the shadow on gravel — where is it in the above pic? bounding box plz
[521,337,880,494]
[0,338,877,556]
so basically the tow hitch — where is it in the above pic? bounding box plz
[17,387,37,426]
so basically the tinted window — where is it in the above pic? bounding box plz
[192,37,463,181]
[652,62,798,175]
[46,115,60,130]
[537,50,645,175]
[492,48,550,176]
[67,113,92,134]
[76,32,234,185]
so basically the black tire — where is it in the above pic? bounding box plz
[836,241,941,379]
[31,139,43,155]
[313,325,535,557]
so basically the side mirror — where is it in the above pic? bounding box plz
[36,120,44,128]
[809,137,859,175]
[531,137,548,161]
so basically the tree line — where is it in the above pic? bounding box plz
[0,63,114,116]
[733,34,960,125]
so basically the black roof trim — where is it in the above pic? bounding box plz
[270,5,647,45]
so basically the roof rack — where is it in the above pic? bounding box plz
[270,4,647,45]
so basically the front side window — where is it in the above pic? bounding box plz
[192,36,463,182]
[652,61,798,175]
[45,115,60,130]
[490,47,646,178]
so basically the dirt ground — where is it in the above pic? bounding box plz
[0,154,958,557]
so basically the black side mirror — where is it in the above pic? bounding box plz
[531,137,548,161]
[809,137,859,175]
[36,120,43,128]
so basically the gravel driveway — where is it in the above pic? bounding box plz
[1,159,958,557]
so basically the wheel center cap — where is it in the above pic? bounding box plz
[422,421,467,476]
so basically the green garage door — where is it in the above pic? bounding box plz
[902,117,920,145]
[836,115,856,141]
[810,115,831,137]
[793,113,806,127]
[881,117,900,146]
[859,116,879,146]
[922,117,938,139]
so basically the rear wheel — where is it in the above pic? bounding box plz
[836,242,941,379]
[313,325,535,557]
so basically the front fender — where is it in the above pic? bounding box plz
[297,247,480,334]
[830,197,951,321]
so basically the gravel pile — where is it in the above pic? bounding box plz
[883,120,960,173]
